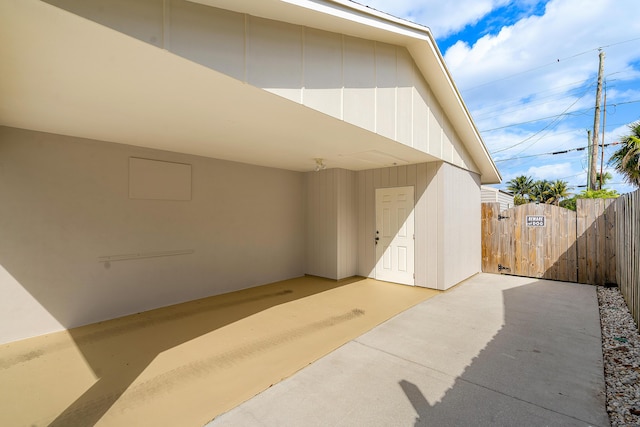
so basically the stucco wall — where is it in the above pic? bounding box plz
[0,126,305,344]
[44,0,479,174]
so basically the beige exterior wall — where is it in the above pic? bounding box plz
[357,163,439,287]
[45,0,479,174]
[356,162,480,290]
[0,126,305,344]
[336,170,359,280]
[439,163,482,289]
[305,169,357,280]
[1,126,481,344]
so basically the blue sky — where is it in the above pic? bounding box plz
[359,0,640,195]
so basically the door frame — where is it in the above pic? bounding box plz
[374,186,415,286]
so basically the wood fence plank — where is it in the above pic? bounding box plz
[588,200,597,284]
[559,206,568,279]
[597,199,606,285]
[481,203,489,272]
[605,199,616,284]
[496,206,503,272]
[499,206,510,274]
[577,199,587,283]
[526,204,536,277]
[513,206,522,275]
[544,206,555,279]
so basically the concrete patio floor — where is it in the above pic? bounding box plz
[211,274,610,426]
[0,275,438,427]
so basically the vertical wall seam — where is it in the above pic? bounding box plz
[374,42,378,134]
[341,34,345,120]
[162,0,171,50]
[394,47,398,141]
[411,62,415,148]
[243,14,248,83]
[301,27,305,105]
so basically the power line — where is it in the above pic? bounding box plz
[472,70,636,122]
[490,84,594,154]
[576,182,631,188]
[474,80,639,129]
[472,78,593,119]
[494,141,620,163]
[461,36,640,92]
[481,106,594,132]
[480,99,640,133]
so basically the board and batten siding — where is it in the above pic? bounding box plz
[440,163,482,288]
[356,162,480,290]
[45,0,479,174]
[356,163,440,287]
[358,162,481,290]
[305,169,358,280]
[0,126,306,345]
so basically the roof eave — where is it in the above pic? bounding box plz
[190,0,504,182]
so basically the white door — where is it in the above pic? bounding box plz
[375,186,415,285]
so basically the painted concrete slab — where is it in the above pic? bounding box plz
[0,276,438,427]
[211,274,609,427]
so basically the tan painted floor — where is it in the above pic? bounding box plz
[0,276,438,427]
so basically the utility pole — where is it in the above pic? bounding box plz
[590,49,605,191]
[599,81,607,190]
[587,130,592,190]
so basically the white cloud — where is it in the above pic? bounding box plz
[359,0,640,194]
[526,162,574,180]
[445,0,640,105]
[357,0,510,38]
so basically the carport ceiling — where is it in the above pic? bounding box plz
[0,0,436,172]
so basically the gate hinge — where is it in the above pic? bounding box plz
[498,214,510,220]
[498,264,511,272]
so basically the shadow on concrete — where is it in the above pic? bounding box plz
[397,279,608,426]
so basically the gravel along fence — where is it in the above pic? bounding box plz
[598,286,640,426]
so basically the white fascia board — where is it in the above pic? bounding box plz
[284,0,431,39]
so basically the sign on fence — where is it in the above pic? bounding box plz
[526,215,546,227]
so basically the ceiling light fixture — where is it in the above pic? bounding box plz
[314,158,327,172]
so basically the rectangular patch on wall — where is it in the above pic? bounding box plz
[129,157,192,201]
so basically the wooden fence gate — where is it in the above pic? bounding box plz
[482,200,616,285]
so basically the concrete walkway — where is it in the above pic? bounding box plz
[210,274,610,426]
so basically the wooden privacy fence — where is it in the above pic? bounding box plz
[615,190,640,332]
[482,199,616,285]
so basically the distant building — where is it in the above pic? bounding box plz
[481,186,515,211]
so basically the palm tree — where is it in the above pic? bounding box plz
[547,180,571,205]
[609,121,640,188]
[530,180,552,204]
[595,172,612,190]
[506,175,534,200]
